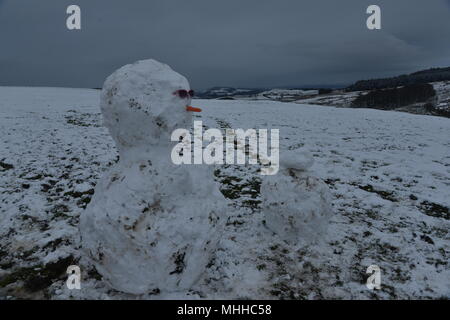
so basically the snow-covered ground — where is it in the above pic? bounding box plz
[0,87,449,299]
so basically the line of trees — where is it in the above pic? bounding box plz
[346,67,450,92]
[351,83,436,110]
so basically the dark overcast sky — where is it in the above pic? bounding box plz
[1,0,450,90]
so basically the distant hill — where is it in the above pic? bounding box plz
[197,85,340,99]
[196,87,266,99]
[346,67,450,92]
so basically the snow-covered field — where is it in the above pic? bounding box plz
[0,86,449,299]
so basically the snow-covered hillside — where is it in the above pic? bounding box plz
[434,81,450,111]
[256,89,319,102]
[0,87,449,299]
[205,81,450,117]
[298,81,450,115]
[197,87,263,99]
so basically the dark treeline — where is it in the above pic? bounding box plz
[346,67,450,92]
[351,83,436,110]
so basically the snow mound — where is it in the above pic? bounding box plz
[262,149,333,245]
[79,60,227,294]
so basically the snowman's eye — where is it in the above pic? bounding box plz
[173,90,194,99]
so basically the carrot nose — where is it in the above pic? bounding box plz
[186,106,202,112]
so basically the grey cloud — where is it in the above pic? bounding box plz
[0,0,449,89]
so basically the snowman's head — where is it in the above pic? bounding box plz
[100,59,199,151]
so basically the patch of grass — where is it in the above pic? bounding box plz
[22,246,39,259]
[0,256,76,292]
[356,184,398,202]
[225,218,245,226]
[65,113,101,127]
[0,248,6,258]
[365,209,379,220]
[0,261,14,270]
[24,174,43,180]
[87,266,103,281]
[43,238,71,251]
[41,183,53,192]
[0,160,14,171]
[49,204,69,218]
[419,201,449,220]
[64,189,95,198]
[324,178,341,186]
[241,199,261,210]
[215,119,232,129]
[214,169,261,204]
[169,251,186,275]
[256,264,266,271]
[420,234,435,245]
[77,196,92,209]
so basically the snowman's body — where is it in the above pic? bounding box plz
[261,150,332,245]
[80,60,225,294]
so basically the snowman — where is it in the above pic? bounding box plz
[79,59,226,295]
[261,149,333,246]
